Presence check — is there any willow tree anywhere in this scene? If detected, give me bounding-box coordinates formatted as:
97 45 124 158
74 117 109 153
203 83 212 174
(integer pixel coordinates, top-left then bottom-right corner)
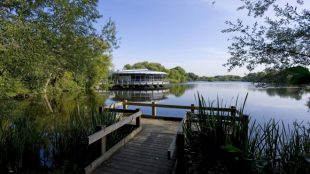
223 0 310 71
0 0 117 95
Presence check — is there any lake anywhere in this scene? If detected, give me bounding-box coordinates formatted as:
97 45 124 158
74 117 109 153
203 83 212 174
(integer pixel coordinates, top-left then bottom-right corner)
0 81 309 173
105 81 310 124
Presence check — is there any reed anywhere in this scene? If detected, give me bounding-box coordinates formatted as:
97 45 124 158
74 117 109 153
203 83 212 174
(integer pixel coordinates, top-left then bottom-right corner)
247 120 309 174
0 105 119 173
184 93 310 174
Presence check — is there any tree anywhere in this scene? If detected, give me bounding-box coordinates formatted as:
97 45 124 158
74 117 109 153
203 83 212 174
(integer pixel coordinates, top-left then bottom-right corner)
123 61 168 72
168 66 187 83
0 0 117 95
187 72 199 81
223 0 310 71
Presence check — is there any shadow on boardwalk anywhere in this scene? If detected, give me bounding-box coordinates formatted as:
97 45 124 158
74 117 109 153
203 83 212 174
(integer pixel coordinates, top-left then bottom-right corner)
93 118 180 174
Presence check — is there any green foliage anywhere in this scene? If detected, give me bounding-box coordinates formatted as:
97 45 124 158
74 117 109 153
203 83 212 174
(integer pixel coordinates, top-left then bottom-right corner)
168 66 187 83
0 0 116 97
285 66 310 84
243 66 310 85
187 72 199 81
124 61 168 72
198 75 242 81
0 92 118 173
223 0 310 71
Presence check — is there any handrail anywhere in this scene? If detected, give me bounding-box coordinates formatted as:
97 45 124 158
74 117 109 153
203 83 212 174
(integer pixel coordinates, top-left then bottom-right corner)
125 101 234 112
85 109 142 174
120 100 237 117
103 101 237 116
88 109 142 145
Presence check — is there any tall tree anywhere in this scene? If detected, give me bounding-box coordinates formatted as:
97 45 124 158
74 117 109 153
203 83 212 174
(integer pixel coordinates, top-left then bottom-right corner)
222 0 310 71
124 61 168 72
0 0 117 95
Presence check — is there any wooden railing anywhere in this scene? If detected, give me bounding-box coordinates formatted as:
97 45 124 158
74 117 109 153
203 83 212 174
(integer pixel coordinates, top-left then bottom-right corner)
106 100 238 118
84 109 143 174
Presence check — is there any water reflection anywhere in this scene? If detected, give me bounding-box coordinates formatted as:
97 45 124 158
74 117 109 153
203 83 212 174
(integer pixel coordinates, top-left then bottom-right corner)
0 91 109 173
167 84 195 97
105 82 310 122
110 89 169 102
249 87 310 100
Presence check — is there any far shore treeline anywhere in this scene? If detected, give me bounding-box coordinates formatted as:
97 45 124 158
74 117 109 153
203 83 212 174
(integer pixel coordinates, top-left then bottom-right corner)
123 61 310 85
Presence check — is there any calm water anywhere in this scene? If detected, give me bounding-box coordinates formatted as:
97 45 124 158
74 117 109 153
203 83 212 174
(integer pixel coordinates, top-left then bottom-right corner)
0 82 308 172
105 82 310 123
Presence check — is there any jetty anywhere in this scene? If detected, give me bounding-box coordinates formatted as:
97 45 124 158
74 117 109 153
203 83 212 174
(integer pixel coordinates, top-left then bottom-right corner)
84 101 247 174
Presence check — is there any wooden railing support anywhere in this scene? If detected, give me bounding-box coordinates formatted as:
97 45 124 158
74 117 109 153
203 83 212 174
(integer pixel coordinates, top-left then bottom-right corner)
176 130 185 174
230 106 236 116
173 113 187 174
123 100 128 110
152 101 157 117
190 104 195 113
96 125 107 154
135 109 141 127
99 106 103 114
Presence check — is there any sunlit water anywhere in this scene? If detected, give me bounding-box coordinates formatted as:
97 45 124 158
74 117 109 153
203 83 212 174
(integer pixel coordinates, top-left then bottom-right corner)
105 82 310 124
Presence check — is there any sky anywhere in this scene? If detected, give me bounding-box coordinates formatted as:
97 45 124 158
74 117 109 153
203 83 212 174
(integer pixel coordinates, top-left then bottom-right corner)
94 0 264 76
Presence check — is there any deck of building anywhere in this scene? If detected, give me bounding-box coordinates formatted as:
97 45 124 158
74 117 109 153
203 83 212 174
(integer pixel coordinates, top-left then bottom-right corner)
92 118 180 174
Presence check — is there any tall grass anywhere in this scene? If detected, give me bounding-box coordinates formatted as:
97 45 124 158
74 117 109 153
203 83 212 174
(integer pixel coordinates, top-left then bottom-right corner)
248 120 309 174
0 106 119 173
184 94 310 174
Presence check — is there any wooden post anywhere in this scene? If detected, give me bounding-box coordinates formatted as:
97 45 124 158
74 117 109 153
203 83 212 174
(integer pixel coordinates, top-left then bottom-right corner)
96 126 107 155
123 100 128 110
190 104 195 113
152 101 156 117
241 115 249 150
135 109 141 127
99 106 103 114
230 106 236 116
176 132 185 174
186 112 191 129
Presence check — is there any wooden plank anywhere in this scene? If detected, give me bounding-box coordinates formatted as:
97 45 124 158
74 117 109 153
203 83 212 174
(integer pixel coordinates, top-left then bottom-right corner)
85 125 142 174
92 118 180 174
112 155 172 172
88 110 142 145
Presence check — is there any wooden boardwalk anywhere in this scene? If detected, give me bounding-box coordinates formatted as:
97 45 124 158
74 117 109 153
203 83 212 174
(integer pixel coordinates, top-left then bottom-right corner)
92 118 180 174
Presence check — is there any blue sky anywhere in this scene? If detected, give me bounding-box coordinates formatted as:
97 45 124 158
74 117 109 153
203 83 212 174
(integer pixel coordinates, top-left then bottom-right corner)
95 0 251 76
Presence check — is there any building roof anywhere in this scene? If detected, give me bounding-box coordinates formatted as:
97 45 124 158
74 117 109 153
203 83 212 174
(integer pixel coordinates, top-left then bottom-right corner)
114 69 167 75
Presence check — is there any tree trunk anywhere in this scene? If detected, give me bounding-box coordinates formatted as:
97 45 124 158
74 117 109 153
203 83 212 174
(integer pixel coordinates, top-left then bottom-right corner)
43 93 53 113
43 73 52 94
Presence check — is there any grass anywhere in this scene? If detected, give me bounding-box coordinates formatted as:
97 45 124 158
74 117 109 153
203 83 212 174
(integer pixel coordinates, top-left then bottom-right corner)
184 93 310 174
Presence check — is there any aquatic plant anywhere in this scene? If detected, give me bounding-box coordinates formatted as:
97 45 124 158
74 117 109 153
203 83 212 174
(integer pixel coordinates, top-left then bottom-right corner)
184 94 310 174
0 104 120 173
